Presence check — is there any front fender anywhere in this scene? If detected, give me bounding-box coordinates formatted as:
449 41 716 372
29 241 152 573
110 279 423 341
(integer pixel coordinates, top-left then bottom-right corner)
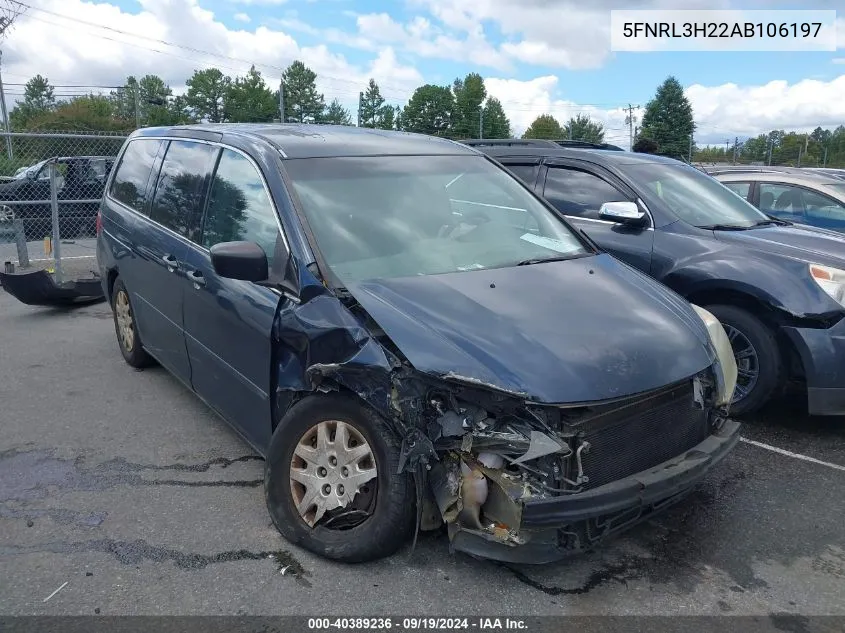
659 253 843 324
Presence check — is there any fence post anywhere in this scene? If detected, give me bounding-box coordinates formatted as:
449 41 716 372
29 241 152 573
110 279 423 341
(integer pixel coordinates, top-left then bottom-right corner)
12 218 29 268
49 161 63 284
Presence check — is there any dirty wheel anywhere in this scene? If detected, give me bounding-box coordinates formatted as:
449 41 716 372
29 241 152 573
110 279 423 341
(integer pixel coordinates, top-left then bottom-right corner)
265 394 414 562
705 304 781 416
111 277 153 368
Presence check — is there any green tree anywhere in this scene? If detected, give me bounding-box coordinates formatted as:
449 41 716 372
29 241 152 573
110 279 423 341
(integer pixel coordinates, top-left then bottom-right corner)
109 77 140 122
401 84 454 136
522 114 563 139
639 76 695 160
564 114 605 143
378 104 395 130
452 72 486 138
632 137 659 154
481 98 511 139
139 75 174 126
224 66 278 123
359 78 385 128
282 60 325 123
10 75 56 129
321 98 353 125
186 68 231 122
167 95 197 125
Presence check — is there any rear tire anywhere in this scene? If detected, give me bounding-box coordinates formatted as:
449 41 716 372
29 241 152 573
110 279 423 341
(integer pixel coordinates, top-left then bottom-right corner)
264 394 415 563
705 304 782 415
111 277 154 368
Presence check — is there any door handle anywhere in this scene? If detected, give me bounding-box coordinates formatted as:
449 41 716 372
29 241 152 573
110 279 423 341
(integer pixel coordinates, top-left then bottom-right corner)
188 270 206 288
161 254 178 269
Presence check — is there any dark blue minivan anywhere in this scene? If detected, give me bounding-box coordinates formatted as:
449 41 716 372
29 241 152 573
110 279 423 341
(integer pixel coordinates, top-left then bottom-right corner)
97 124 740 564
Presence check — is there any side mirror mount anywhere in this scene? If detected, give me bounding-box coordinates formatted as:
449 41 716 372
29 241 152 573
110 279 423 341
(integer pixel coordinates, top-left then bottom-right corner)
210 241 270 282
598 201 647 227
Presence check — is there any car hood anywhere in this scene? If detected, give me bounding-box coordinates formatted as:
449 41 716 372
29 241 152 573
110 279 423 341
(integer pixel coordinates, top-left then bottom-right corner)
713 223 845 268
345 253 715 404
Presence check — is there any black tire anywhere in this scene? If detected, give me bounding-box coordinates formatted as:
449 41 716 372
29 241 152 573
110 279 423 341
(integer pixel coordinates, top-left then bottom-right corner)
705 304 782 415
111 277 154 368
265 393 415 563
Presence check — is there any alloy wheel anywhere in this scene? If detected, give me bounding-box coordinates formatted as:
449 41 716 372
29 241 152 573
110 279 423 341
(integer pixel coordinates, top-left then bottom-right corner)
723 324 759 403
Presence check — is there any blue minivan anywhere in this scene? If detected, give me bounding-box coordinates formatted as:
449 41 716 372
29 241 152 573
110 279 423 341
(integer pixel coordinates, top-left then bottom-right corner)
97 124 739 564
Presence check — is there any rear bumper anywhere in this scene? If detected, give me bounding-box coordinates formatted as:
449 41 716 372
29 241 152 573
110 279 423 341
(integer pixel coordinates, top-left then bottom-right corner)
781 317 845 416
451 418 741 564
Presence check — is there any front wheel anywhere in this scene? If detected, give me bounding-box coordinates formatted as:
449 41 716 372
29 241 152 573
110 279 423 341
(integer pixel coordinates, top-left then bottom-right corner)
264 394 415 562
705 304 782 415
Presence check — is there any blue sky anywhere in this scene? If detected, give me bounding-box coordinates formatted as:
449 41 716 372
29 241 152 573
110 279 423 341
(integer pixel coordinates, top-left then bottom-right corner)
3 0 844 146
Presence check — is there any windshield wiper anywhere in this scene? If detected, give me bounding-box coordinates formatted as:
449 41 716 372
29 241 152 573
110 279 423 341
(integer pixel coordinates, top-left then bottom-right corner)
753 218 791 227
698 223 752 231
517 254 581 266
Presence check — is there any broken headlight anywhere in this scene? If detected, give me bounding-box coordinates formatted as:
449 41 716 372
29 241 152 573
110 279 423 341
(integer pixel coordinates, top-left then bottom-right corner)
691 304 738 408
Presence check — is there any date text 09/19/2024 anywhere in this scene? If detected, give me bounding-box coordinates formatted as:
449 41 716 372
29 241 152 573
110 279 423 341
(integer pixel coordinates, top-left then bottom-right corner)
307 618 528 630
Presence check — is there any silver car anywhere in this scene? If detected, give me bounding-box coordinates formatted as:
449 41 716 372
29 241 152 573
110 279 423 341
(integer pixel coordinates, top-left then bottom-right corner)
713 170 845 233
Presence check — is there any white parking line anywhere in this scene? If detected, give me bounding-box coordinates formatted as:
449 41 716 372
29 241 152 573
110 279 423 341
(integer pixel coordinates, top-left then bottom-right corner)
740 437 845 472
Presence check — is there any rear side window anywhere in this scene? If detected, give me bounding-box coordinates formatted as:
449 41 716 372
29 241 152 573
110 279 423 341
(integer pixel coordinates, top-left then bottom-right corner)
543 167 628 219
723 181 750 200
109 139 163 214
201 148 280 264
149 140 219 238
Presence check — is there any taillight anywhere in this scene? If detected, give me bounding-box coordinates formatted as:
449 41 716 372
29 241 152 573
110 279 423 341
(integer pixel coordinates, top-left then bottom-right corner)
95 209 103 236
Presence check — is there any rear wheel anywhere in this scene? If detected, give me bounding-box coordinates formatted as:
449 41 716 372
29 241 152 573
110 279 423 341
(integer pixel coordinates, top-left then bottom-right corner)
264 394 414 562
705 304 782 415
111 277 153 368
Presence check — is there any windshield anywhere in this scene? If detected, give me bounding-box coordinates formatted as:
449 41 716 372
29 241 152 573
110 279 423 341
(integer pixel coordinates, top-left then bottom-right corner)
284 155 591 284
626 162 771 229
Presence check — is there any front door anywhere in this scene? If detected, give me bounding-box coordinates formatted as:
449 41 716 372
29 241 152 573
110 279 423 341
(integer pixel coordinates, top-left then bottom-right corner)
539 163 655 273
182 147 285 450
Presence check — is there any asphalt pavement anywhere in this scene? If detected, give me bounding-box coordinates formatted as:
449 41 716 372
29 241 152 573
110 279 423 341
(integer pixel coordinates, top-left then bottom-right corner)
1 288 844 617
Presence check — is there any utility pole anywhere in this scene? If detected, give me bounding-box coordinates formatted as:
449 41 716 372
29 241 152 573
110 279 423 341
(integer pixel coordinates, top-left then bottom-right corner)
823 146 828 167
733 136 738 165
624 104 638 150
767 137 773 166
688 134 693 162
279 79 284 123
478 104 483 139
357 91 363 127
134 86 140 129
0 49 11 159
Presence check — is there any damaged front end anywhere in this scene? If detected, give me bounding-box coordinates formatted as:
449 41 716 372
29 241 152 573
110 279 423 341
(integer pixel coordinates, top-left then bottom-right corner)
268 279 739 564
388 369 738 564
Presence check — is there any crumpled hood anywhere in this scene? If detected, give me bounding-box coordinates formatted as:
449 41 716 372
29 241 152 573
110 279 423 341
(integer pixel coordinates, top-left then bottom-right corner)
713 224 845 269
346 253 715 404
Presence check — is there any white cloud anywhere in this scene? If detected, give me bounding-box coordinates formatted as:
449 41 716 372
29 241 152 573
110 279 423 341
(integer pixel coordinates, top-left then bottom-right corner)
686 75 845 141
486 73 845 148
834 58 845 65
229 0 288 5
2 0 422 109
233 12 251 22
415 0 732 70
483 75 638 146
348 12 513 72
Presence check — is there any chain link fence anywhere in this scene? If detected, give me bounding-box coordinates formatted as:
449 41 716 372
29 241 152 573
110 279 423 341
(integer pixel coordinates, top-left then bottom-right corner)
0 132 127 284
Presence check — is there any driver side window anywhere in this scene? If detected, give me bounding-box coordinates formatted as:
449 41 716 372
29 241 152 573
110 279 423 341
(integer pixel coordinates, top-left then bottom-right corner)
543 167 628 220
